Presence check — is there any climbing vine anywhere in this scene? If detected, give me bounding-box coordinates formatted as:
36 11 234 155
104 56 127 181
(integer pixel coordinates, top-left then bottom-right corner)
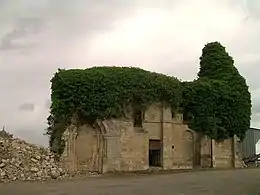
47 42 251 155
47 67 182 154
182 42 251 140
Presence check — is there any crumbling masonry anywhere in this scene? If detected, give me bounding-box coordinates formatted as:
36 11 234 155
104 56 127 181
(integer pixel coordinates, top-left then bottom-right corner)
61 103 242 173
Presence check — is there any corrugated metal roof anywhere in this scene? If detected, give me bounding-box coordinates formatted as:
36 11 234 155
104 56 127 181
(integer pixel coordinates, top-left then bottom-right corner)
249 127 260 131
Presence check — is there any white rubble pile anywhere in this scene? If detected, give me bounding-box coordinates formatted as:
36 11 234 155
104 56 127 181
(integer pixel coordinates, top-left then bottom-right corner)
0 131 69 183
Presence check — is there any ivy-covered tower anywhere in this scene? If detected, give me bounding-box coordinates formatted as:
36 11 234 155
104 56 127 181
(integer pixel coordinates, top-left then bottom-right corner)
183 42 251 140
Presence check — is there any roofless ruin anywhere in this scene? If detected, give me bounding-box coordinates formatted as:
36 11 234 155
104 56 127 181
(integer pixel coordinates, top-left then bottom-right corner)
46 42 251 173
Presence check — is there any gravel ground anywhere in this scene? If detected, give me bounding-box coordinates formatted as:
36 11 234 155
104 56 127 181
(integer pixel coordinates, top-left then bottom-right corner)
1 168 260 195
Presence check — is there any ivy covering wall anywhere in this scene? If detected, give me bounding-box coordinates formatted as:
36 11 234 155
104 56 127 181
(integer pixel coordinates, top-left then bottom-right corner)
47 42 251 155
46 67 182 154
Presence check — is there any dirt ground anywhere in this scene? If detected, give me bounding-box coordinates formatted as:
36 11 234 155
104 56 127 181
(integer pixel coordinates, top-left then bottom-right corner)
1 168 260 195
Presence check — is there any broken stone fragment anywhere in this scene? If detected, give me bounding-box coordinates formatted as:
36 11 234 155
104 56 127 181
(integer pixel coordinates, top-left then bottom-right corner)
25 146 31 150
0 163 5 168
31 158 38 163
37 171 43 177
0 171 6 177
58 168 65 175
50 170 60 179
35 155 41 160
30 167 39 172
3 159 10 164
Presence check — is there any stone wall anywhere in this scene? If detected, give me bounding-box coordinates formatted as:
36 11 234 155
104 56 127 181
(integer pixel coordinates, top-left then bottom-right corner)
143 103 197 170
164 122 196 169
234 136 243 168
213 139 233 168
62 119 149 173
213 136 243 168
61 103 242 173
103 120 148 172
60 124 77 172
75 125 103 172
200 135 212 168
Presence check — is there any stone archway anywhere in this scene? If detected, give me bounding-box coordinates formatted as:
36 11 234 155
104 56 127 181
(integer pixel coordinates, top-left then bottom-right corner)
182 130 194 167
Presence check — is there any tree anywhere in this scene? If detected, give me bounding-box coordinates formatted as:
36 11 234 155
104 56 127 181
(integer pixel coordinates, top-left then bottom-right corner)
183 42 251 140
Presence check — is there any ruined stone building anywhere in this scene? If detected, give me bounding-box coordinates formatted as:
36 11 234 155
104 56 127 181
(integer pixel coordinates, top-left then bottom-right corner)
61 103 243 173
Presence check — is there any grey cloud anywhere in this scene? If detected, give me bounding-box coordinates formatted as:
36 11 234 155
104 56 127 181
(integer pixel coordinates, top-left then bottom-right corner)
0 0 6 5
0 0 140 89
15 129 48 146
252 102 260 114
19 103 35 112
246 0 260 19
0 17 44 50
238 65 260 91
44 1 138 40
251 88 260 127
0 1 137 51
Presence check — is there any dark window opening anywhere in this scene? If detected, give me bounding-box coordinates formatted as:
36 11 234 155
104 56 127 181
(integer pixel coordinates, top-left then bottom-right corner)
149 140 161 167
133 107 143 127
183 110 193 122
171 112 175 119
149 150 161 167
183 111 189 121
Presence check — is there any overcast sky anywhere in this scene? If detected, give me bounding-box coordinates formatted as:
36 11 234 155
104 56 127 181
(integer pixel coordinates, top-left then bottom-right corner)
0 0 259 146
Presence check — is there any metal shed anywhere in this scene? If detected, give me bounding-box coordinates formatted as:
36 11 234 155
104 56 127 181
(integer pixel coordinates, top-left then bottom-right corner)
242 128 260 158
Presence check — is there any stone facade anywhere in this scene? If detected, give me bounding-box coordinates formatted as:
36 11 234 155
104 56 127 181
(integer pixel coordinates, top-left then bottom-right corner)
61 103 243 173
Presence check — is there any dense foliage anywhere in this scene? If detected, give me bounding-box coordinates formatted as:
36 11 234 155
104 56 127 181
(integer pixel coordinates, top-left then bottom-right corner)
182 42 251 140
47 42 251 154
47 67 182 154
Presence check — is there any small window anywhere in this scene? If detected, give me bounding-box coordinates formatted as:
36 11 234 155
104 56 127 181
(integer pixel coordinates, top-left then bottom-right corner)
183 111 189 121
183 110 192 122
171 112 175 119
133 107 143 127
